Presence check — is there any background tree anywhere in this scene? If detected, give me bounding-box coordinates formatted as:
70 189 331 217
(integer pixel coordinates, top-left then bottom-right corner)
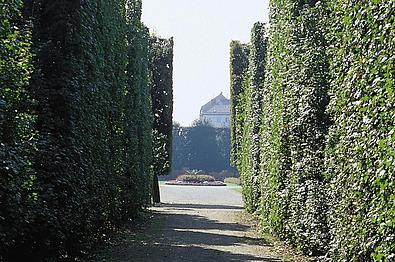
187 120 223 171
171 120 232 174
171 121 188 170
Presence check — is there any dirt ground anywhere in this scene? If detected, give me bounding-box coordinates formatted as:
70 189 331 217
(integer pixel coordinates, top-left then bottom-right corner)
84 185 314 262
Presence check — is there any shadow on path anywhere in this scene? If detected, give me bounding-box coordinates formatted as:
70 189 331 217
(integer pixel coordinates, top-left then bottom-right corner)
94 203 282 262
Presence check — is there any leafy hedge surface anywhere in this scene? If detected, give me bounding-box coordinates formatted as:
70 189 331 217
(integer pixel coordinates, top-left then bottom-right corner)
230 0 394 260
0 0 173 260
248 23 267 213
229 41 250 168
229 41 253 211
326 1 395 260
125 3 153 208
0 0 35 257
150 36 173 202
264 1 330 254
150 36 174 177
230 24 267 213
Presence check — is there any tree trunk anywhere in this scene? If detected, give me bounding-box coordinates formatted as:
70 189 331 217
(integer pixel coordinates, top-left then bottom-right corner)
152 174 160 203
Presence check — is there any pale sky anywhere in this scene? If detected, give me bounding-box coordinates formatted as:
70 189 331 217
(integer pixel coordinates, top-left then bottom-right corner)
142 0 269 126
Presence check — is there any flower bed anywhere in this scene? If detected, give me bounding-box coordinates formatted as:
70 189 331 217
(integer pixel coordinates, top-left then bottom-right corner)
165 180 226 186
165 171 226 186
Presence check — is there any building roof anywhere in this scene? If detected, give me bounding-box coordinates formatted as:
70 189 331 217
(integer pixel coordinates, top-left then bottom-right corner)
200 92 230 115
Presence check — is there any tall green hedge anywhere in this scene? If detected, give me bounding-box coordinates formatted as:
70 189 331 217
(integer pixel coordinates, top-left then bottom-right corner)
150 36 174 177
0 0 173 259
150 35 173 202
264 1 330 254
0 0 35 256
246 22 267 213
125 1 153 211
229 40 249 168
229 41 252 211
229 24 267 213
325 1 395 260
230 0 394 260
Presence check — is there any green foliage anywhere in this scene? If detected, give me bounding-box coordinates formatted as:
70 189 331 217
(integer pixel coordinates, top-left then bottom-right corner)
0 0 173 259
246 23 268 213
325 1 395 260
224 177 241 185
229 41 250 167
230 0 394 260
125 7 153 209
264 1 330 254
229 24 267 213
230 40 253 211
0 0 35 256
172 121 232 172
150 36 174 176
231 1 330 255
176 174 216 183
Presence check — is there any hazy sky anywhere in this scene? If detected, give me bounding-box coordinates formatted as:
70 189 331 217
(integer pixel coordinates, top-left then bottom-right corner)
142 0 269 126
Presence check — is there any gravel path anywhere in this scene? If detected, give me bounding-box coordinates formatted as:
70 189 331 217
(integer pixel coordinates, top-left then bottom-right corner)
160 184 244 206
87 185 312 262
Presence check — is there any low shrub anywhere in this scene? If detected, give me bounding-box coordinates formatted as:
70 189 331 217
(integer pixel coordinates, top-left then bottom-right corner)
224 177 241 185
176 174 216 183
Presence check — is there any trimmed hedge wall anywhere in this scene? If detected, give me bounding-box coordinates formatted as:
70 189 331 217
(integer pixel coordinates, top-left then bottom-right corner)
150 36 174 177
0 0 36 257
229 24 267 213
230 0 394 260
150 35 174 202
229 40 253 211
248 22 267 213
263 1 330 254
229 40 250 168
325 1 395 260
0 0 173 260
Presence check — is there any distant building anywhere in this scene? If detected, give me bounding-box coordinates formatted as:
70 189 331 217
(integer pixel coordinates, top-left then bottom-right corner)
199 92 230 128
